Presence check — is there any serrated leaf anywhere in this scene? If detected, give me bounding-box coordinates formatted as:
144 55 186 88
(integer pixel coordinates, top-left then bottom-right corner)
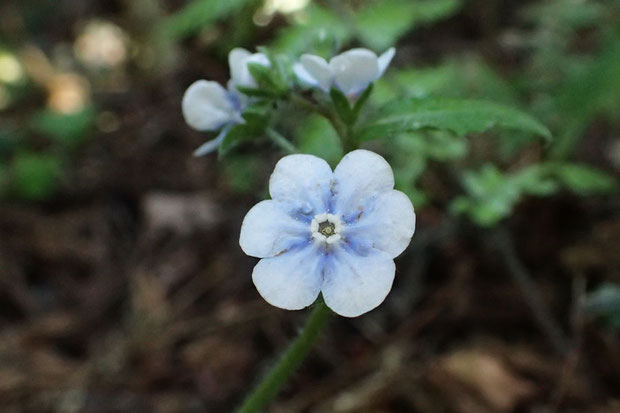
358 98 551 142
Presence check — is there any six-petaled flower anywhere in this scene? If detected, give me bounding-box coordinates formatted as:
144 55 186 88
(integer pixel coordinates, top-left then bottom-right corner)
239 150 415 317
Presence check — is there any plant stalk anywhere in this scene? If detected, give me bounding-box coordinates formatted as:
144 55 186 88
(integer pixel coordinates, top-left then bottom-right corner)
235 301 332 413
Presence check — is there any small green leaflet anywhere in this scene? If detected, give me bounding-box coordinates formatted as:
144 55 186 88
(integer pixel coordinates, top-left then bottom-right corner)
358 98 551 142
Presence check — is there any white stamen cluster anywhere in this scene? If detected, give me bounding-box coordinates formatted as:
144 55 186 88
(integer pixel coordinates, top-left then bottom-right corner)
310 213 342 244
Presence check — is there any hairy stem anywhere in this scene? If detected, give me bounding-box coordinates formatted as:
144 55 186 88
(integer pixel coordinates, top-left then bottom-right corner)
235 301 332 413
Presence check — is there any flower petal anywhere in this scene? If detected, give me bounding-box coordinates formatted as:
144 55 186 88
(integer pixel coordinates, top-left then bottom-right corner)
377 47 396 76
252 245 322 310
229 48 270 88
296 54 332 91
344 190 415 258
329 48 379 96
332 149 395 215
322 248 395 317
192 127 229 157
182 80 236 131
240 200 309 258
269 154 333 216
229 48 252 86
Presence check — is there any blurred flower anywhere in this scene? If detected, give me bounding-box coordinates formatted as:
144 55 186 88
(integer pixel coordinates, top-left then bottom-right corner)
19 46 90 114
239 150 415 317
294 48 396 97
47 73 90 114
254 0 310 25
0 52 24 84
182 80 245 156
228 48 270 89
183 48 270 156
74 20 127 69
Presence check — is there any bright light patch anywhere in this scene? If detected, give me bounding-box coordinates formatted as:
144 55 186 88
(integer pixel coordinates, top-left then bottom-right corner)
265 0 310 14
74 20 127 69
0 53 24 84
47 73 90 114
255 0 310 25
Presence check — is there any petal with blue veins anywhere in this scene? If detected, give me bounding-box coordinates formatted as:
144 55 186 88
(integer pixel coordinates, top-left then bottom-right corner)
240 200 310 258
344 190 415 258
269 154 334 215
322 247 395 317
252 244 323 310
332 149 394 215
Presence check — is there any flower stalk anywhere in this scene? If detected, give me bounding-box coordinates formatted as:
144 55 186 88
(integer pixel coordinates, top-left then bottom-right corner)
235 301 332 413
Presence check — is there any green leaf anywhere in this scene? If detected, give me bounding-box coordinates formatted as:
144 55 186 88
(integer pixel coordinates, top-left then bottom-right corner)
358 98 551 142
351 83 373 121
161 0 256 39
10 152 63 201
450 164 561 227
271 4 350 55
356 0 462 50
550 163 616 195
296 115 342 166
218 105 270 158
329 87 353 125
29 107 95 147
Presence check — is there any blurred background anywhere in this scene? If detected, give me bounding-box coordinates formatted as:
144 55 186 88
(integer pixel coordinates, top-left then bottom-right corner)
1 0 619 411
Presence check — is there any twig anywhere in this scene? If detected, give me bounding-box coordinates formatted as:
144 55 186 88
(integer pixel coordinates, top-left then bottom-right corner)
491 228 571 355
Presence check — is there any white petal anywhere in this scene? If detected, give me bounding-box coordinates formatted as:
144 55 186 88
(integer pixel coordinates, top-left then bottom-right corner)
332 150 395 215
329 48 379 96
344 190 415 258
269 154 334 215
322 248 395 317
229 48 252 86
192 127 229 157
296 54 333 91
294 63 318 88
229 48 270 88
252 246 322 310
240 200 309 258
377 47 396 76
182 80 236 131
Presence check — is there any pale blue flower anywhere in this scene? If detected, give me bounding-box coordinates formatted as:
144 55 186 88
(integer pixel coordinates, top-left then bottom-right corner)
294 48 395 97
182 48 270 156
239 150 415 317
182 80 245 156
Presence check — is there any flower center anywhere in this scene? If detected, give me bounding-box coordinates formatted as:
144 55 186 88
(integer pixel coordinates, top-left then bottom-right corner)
310 213 342 245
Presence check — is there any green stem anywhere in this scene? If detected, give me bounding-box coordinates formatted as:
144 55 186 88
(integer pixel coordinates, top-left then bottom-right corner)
235 301 332 413
290 93 353 151
266 128 297 154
